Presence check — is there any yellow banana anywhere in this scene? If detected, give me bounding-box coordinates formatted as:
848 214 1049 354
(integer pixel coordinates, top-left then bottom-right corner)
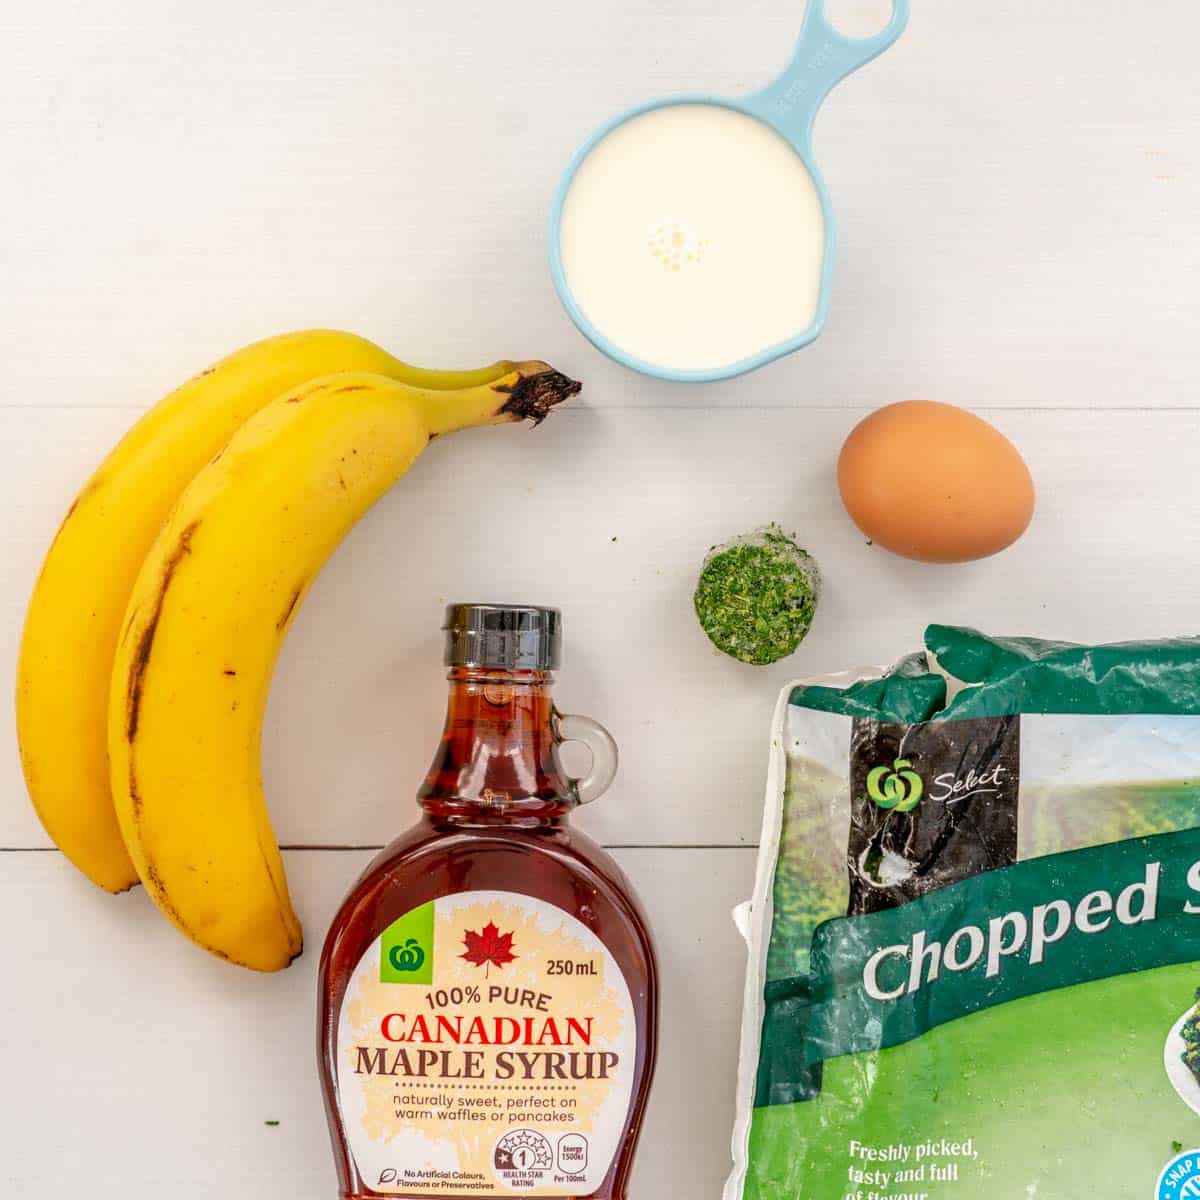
17 331 518 893
108 364 580 970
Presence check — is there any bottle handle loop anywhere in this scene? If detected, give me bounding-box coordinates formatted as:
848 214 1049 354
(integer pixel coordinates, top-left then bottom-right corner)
554 712 618 806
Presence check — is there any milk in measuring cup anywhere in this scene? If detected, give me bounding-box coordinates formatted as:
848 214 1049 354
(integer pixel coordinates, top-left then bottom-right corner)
558 104 825 373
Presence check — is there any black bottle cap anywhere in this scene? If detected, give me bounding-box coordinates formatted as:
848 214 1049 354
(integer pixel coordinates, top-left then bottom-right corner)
443 604 562 671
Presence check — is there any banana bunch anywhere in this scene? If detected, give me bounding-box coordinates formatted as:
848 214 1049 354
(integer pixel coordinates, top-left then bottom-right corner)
16 331 579 970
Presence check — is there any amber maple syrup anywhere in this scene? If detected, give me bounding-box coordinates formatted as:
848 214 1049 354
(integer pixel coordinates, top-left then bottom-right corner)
319 605 658 1199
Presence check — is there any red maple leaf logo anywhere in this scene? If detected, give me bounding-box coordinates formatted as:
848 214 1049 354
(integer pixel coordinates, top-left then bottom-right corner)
460 922 517 976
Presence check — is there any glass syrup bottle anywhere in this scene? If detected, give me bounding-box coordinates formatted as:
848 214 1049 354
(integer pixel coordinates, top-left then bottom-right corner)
318 604 658 1200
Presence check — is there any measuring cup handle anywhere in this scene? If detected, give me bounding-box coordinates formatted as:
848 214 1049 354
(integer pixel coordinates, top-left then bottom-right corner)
747 0 909 143
554 710 618 806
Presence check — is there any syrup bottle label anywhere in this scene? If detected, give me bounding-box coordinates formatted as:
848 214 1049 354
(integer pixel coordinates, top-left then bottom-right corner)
336 890 637 1196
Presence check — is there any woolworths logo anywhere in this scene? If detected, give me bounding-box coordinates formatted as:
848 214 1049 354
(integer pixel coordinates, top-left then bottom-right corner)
380 902 435 985
389 939 425 973
864 758 924 813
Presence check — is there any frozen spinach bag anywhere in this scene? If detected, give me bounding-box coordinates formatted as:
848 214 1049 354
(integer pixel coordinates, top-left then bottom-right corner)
727 626 1200 1200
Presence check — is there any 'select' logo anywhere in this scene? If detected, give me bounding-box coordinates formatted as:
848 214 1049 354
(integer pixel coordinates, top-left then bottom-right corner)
864 757 924 813
1157 1149 1200 1199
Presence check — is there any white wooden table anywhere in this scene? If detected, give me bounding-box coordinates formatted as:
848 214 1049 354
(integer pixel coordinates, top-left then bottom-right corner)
2 1 1199 1194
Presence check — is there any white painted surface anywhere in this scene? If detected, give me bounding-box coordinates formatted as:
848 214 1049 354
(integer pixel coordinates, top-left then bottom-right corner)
4 405 1200 853
1 1 1199 1197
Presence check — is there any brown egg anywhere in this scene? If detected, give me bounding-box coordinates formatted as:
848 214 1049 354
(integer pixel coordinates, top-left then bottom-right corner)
837 401 1035 563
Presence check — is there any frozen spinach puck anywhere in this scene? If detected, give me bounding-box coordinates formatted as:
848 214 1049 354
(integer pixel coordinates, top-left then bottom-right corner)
693 525 820 666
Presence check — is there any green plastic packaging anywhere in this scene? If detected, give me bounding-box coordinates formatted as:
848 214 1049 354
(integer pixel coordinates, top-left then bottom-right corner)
728 627 1200 1200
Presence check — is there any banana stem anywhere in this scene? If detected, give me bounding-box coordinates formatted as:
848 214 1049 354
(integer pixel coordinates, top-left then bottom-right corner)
397 359 517 391
419 362 582 436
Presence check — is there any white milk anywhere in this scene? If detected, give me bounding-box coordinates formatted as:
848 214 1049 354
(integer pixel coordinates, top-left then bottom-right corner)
558 104 826 374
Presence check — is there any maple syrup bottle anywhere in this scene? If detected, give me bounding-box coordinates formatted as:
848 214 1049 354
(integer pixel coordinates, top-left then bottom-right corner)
318 604 658 1200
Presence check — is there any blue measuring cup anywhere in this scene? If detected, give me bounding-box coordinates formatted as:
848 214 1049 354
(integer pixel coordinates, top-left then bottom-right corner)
549 0 909 383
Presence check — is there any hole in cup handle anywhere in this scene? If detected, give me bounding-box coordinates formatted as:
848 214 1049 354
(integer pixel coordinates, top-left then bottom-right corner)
818 0 906 44
555 712 619 806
